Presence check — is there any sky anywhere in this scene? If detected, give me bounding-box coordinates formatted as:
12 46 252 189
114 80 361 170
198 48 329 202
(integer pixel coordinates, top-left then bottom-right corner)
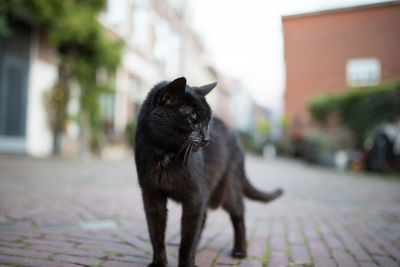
188 0 393 116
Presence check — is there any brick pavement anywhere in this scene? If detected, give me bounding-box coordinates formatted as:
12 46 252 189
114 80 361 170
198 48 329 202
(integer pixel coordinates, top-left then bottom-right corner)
0 155 399 267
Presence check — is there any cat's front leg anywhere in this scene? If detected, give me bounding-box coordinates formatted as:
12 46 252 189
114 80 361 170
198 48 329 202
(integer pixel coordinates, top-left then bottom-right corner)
179 198 207 267
142 191 168 267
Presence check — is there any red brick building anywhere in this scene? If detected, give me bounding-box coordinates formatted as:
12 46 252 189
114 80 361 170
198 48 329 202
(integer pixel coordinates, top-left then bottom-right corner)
283 1 400 130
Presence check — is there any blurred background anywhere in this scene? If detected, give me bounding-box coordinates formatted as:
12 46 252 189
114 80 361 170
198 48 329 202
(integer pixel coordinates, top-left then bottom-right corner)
0 0 399 174
1 2 400 266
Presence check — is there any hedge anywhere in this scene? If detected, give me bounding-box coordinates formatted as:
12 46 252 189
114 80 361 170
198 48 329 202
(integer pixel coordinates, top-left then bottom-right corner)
309 79 400 143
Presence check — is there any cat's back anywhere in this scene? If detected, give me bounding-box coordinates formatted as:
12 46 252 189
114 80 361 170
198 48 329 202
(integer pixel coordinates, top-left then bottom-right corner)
202 116 242 189
208 116 240 150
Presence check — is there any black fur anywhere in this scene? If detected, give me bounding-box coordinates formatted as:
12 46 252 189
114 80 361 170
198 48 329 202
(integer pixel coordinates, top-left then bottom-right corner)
134 77 282 267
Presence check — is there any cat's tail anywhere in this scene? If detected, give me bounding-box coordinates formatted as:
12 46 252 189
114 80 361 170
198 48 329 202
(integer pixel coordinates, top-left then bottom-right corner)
242 176 283 203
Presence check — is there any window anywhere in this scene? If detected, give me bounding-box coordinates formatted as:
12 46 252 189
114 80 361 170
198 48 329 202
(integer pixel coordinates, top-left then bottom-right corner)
107 0 126 25
165 32 181 77
153 18 170 61
128 74 144 102
131 7 149 46
167 0 184 10
153 18 181 77
346 58 381 87
99 93 115 121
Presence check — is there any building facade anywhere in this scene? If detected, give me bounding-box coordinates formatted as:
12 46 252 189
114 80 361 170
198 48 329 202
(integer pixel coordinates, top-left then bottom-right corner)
0 23 58 156
283 1 400 131
0 0 220 156
99 0 219 135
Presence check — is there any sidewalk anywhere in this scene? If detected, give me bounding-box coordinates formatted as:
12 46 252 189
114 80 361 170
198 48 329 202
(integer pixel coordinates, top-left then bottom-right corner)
0 155 399 267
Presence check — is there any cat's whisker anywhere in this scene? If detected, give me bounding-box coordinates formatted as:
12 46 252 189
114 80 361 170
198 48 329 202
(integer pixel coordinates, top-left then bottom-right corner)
187 143 193 167
187 143 194 168
183 144 189 166
183 142 192 167
176 140 192 164
175 141 190 164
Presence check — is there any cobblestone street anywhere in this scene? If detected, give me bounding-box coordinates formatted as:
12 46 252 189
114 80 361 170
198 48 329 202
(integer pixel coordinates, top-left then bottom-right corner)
0 155 399 267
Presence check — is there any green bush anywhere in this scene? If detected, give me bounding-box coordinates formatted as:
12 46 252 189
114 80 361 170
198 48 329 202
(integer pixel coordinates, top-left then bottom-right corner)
309 80 400 144
302 131 336 165
1 0 123 155
237 132 263 155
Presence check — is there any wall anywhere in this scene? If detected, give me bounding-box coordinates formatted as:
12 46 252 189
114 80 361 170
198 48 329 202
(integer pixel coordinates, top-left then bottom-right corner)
283 3 400 124
26 29 58 156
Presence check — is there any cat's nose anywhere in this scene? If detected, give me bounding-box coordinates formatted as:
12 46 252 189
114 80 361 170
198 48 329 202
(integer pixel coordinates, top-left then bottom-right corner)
200 128 210 145
201 136 210 145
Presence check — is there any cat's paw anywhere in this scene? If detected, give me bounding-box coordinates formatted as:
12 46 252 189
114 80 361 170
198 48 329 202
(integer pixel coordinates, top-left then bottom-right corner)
231 249 247 258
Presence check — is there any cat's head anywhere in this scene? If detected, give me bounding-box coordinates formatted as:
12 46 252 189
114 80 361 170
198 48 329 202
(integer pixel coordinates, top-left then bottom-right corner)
148 77 217 153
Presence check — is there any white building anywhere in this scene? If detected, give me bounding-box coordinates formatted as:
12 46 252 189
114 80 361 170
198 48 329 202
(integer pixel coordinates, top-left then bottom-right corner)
0 24 57 156
0 0 219 156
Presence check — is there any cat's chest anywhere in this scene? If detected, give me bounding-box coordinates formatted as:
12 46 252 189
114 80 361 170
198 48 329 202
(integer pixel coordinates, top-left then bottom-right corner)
154 168 190 201
149 157 204 201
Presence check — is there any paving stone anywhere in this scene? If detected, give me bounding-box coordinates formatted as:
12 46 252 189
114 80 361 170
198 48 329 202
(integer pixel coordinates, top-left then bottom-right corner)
0 246 52 259
357 261 378 267
270 222 285 237
314 257 336 267
114 232 153 252
349 245 372 262
247 237 267 258
66 232 120 243
23 238 76 248
239 258 263 266
267 251 288 266
335 230 371 261
1 156 400 267
349 228 386 255
0 230 42 239
214 248 239 265
167 255 178 267
78 242 138 255
28 244 106 258
373 255 398 267
288 230 304 245
0 234 21 242
195 249 219 267
384 246 400 262
324 234 345 250
290 245 311 265
309 240 331 259
270 236 286 251
108 255 151 264
166 244 179 257
332 250 358 267
0 254 79 267
205 233 229 251
53 254 102 265
303 226 319 240
103 260 144 267
0 241 25 248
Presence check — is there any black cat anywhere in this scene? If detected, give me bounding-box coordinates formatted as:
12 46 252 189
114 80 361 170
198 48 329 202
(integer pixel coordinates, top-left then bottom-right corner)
134 77 282 267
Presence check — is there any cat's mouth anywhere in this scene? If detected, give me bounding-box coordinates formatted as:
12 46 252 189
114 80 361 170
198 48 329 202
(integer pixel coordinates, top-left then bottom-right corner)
192 145 201 152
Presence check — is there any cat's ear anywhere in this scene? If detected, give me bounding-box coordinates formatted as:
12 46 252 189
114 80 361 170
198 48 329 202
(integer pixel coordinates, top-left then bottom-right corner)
194 82 217 96
161 77 186 105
